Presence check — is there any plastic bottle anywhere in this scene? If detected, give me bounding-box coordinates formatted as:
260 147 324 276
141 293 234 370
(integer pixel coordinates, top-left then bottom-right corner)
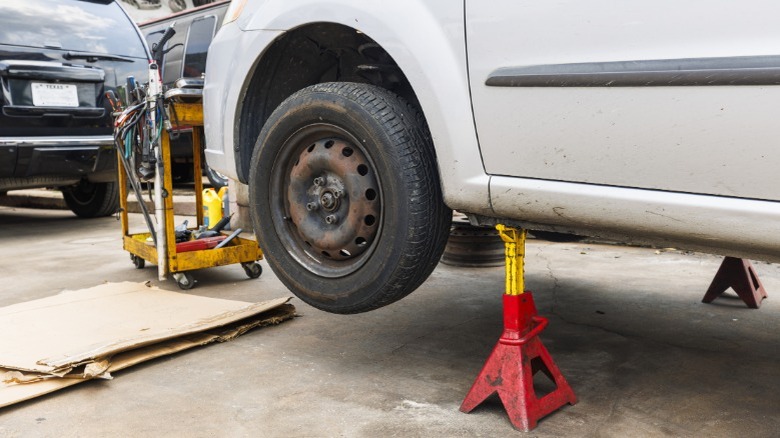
203 188 222 228
220 186 230 230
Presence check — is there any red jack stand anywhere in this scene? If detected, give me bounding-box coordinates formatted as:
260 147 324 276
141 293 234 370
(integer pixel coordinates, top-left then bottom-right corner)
702 257 767 309
460 226 576 431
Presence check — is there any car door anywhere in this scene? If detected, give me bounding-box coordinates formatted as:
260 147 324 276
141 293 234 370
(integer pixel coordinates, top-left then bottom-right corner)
466 0 780 202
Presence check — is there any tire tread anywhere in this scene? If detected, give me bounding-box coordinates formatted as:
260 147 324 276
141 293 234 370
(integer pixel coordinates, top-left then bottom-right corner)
252 82 451 313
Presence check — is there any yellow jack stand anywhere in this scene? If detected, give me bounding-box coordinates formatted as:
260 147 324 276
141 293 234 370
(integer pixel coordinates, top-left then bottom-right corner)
460 225 577 431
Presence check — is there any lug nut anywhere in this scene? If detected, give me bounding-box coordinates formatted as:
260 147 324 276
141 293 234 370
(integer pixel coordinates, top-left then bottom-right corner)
313 177 325 186
306 202 318 211
333 190 343 199
325 215 337 224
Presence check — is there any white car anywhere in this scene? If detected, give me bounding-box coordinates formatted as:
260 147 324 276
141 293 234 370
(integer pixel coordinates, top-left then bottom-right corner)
204 0 780 313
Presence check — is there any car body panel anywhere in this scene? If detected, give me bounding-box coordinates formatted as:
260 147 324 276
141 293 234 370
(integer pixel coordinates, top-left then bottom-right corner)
204 0 780 264
204 0 493 213
467 0 780 201
203 23 278 178
490 176 780 263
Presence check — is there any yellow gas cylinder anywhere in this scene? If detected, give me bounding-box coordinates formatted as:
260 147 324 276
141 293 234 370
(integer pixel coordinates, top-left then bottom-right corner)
203 188 223 228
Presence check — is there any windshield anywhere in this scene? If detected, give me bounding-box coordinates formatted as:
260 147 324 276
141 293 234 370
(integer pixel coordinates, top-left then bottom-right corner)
0 0 147 58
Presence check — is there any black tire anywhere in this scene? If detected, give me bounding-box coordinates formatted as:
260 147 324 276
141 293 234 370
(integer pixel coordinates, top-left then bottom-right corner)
61 180 119 218
248 82 451 314
242 262 263 279
131 255 146 269
168 0 186 13
175 272 196 290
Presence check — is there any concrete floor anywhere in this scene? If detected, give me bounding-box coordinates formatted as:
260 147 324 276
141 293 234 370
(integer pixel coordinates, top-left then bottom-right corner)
0 205 778 437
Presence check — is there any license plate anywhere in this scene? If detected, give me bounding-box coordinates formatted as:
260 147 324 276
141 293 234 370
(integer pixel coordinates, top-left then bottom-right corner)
31 82 79 107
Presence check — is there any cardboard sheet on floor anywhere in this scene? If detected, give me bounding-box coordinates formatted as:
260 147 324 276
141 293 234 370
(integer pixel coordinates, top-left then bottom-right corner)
0 282 294 408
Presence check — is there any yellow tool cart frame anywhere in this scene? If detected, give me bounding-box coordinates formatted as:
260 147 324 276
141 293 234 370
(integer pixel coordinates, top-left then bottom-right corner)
117 102 263 289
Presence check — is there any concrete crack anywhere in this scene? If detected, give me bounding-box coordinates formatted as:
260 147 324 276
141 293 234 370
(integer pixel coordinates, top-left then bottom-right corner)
536 245 561 318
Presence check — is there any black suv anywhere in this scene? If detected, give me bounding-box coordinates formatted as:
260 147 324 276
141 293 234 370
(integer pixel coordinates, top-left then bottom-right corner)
0 0 149 217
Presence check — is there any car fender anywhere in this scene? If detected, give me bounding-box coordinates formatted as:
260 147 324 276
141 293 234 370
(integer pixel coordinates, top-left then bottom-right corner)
224 0 491 213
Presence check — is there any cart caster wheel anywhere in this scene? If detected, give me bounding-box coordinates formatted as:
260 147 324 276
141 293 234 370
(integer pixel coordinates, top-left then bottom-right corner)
242 262 262 279
173 272 196 290
130 255 145 269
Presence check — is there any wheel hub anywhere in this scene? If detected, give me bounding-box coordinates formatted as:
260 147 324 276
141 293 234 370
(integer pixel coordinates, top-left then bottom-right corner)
319 190 339 211
286 138 380 263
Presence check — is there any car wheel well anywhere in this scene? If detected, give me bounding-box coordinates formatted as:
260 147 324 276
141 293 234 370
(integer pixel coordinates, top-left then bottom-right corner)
237 22 422 183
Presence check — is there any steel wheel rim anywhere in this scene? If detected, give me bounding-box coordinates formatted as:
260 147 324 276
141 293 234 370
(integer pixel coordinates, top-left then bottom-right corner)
269 124 383 278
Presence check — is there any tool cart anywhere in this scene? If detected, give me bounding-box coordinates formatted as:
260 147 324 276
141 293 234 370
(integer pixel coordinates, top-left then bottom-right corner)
112 25 262 289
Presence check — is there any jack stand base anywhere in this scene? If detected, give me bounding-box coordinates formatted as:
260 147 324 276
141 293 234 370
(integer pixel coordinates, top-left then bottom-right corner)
702 257 767 309
460 293 577 431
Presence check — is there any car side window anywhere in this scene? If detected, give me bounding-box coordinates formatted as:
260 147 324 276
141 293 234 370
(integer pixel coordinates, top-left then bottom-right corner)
182 16 216 79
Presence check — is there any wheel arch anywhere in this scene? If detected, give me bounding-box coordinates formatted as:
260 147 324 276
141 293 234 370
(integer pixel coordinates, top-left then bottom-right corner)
235 22 423 183
230 4 491 213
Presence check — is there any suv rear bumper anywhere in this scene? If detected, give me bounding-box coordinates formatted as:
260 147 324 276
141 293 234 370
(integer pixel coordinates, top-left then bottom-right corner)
0 135 116 182
0 135 113 147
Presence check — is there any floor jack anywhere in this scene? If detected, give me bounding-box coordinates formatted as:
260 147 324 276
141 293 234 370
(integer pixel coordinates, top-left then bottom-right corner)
460 225 577 431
